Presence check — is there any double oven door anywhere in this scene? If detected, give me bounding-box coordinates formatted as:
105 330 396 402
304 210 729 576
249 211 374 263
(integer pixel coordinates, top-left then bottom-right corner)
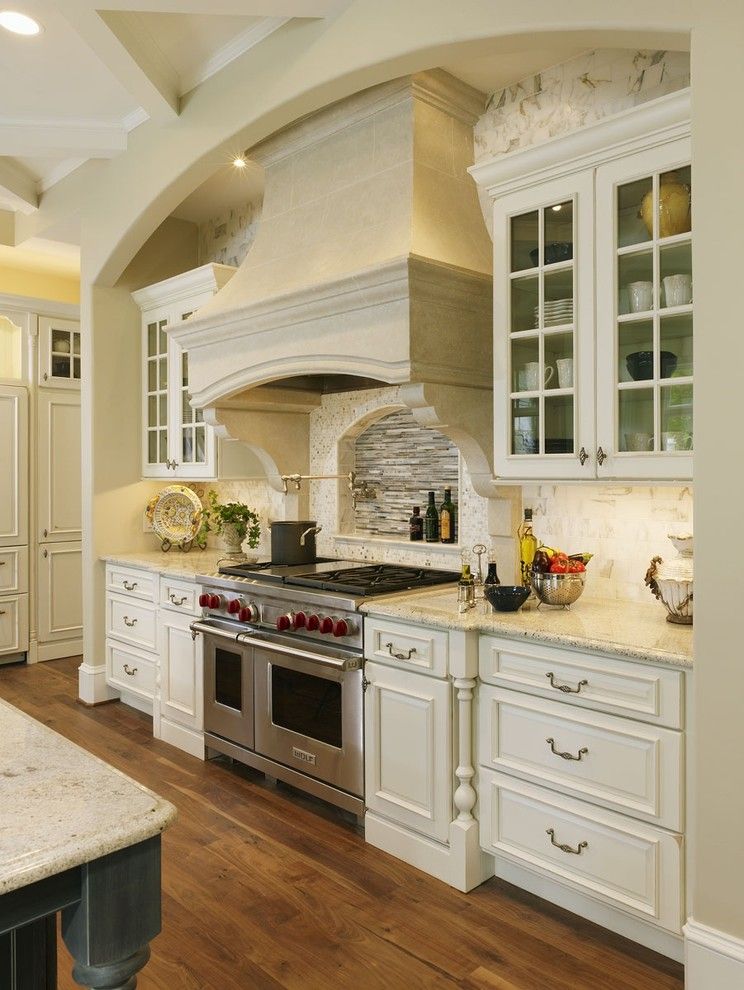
201 624 363 800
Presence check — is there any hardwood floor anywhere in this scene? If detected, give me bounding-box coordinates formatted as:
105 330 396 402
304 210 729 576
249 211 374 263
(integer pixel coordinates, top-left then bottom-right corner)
0 657 684 990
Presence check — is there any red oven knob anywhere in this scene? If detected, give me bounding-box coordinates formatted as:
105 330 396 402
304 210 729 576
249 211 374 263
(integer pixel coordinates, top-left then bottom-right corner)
276 614 292 632
198 593 210 607
306 614 320 631
239 604 256 623
227 599 241 614
208 594 222 610
332 618 349 638
319 616 333 635
293 611 307 629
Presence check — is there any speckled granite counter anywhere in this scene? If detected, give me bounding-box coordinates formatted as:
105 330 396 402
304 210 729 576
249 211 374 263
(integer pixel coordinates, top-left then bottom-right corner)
362 589 693 668
101 549 231 581
0 697 176 896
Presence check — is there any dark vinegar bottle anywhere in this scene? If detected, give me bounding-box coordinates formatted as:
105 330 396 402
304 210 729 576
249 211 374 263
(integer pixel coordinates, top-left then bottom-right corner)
484 549 500 588
424 491 439 542
409 506 424 541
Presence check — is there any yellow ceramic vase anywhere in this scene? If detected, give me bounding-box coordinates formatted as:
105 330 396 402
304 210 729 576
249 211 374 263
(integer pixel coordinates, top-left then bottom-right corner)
639 172 691 238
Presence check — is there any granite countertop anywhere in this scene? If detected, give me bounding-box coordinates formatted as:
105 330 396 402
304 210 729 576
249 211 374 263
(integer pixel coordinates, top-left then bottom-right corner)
362 589 693 668
0 698 176 896
102 549 230 581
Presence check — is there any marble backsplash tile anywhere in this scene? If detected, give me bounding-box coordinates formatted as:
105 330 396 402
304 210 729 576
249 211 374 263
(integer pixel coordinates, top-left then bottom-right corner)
522 483 693 604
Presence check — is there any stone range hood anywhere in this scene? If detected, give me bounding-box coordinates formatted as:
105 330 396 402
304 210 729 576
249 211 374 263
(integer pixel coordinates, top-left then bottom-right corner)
168 70 498 499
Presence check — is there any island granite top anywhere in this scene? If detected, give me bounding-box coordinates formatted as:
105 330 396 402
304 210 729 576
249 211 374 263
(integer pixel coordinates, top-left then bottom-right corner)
361 589 692 668
0 698 176 896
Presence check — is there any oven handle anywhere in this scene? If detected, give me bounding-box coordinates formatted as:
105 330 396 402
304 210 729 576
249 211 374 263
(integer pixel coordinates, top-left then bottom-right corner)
190 620 244 644
237 631 361 672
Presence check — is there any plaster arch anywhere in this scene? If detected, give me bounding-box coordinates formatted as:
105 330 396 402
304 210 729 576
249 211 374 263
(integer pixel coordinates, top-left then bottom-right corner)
81 1 692 288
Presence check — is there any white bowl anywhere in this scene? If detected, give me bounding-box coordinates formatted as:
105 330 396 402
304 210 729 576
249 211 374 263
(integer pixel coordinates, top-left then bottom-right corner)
668 533 693 556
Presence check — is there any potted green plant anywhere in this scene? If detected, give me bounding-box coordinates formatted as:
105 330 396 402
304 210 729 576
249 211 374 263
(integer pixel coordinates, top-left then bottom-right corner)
198 490 261 557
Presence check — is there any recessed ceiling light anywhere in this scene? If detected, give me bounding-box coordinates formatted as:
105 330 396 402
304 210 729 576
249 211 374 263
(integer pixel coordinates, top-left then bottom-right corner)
232 157 247 169
0 10 42 34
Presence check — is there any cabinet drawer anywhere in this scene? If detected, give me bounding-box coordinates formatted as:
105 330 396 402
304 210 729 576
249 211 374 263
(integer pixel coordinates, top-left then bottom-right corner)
106 640 157 699
479 636 684 729
106 564 157 602
0 593 28 655
160 576 199 616
106 594 157 652
479 770 683 933
364 617 449 677
0 546 27 595
479 687 683 829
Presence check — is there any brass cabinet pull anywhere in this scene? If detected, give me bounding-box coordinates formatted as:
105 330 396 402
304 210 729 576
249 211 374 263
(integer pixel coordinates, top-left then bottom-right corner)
123 580 138 591
546 672 588 694
123 616 138 627
0 561 5 565
169 593 189 606
123 663 138 676
42 549 48 558
578 447 589 466
596 446 607 466
546 737 588 761
385 641 417 661
42 529 48 538
0 610 5 616
546 828 588 855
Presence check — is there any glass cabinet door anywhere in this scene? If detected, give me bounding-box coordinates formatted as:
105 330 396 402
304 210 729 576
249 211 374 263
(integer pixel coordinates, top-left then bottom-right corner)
494 173 595 478
596 138 692 479
39 317 81 389
143 314 171 476
176 309 210 474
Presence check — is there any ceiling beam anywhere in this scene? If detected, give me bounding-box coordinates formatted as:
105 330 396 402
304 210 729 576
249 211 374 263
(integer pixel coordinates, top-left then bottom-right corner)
54 2 180 123
75 0 337 13
0 160 38 215
0 211 15 245
0 121 126 159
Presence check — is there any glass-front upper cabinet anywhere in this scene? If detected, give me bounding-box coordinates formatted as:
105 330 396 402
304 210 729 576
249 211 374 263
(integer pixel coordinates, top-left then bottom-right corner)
133 265 236 480
596 137 693 479
39 317 81 389
493 173 595 479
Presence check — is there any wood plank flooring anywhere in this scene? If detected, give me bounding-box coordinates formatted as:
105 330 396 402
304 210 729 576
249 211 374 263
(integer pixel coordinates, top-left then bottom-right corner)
0 657 684 990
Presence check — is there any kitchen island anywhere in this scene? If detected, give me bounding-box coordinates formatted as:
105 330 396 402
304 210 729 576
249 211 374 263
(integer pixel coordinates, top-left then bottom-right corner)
0 697 176 989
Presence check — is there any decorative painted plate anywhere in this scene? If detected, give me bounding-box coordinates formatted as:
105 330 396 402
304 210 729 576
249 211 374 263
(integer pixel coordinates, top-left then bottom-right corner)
146 485 202 551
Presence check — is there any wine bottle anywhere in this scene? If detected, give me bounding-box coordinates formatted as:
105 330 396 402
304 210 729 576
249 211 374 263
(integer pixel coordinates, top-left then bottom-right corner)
409 506 423 541
439 488 457 544
517 508 538 587
424 491 439 542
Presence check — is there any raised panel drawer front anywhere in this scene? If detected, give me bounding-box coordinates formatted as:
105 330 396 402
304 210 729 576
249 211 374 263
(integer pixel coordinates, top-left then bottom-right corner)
479 770 682 933
106 594 157 652
479 686 683 830
0 547 27 595
106 564 157 603
0 594 28 655
364 617 449 677
159 576 199 616
364 661 452 842
479 636 684 729
106 640 157 699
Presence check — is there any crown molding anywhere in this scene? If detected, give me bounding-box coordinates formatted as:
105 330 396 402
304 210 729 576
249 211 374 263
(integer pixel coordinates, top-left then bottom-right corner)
130 263 236 311
179 17 290 96
470 89 691 198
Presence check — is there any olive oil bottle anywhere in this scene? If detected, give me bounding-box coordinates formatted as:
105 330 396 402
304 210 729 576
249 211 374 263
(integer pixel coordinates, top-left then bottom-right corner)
517 508 538 587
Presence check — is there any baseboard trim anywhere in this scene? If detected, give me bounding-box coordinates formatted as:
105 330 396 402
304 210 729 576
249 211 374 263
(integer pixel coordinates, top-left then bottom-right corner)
37 638 83 662
78 662 120 705
159 718 205 760
493 857 684 963
685 918 744 988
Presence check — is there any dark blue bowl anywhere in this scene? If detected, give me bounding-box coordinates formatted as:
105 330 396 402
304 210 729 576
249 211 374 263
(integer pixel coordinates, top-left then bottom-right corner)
484 585 531 612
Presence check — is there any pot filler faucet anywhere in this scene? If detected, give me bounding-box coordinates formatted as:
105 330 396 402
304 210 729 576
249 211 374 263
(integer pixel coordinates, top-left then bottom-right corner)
300 525 323 546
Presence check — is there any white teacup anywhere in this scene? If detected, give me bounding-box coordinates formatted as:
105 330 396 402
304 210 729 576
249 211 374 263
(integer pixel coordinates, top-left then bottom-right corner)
663 274 692 307
625 432 653 452
557 357 574 388
524 362 554 390
628 281 654 312
662 431 693 452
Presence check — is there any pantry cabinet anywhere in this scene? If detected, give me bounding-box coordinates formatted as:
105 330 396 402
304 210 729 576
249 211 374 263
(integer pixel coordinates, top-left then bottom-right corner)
132 264 235 480
37 541 82 645
472 90 692 481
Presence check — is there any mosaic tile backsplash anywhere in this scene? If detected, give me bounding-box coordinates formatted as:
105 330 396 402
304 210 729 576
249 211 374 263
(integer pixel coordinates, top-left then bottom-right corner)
353 410 459 538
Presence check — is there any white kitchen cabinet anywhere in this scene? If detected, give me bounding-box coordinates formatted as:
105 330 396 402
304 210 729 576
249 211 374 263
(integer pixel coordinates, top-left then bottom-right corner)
0 385 28 548
38 317 81 389
364 660 452 842
472 90 691 481
37 541 82 647
132 264 235 480
37 390 81 542
158 607 204 758
0 593 29 657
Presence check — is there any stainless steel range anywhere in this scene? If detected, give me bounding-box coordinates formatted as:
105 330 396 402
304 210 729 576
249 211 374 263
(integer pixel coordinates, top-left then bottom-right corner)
192 560 458 818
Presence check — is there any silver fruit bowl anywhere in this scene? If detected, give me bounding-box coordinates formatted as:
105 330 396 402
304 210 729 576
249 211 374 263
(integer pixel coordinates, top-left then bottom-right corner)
531 571 586 609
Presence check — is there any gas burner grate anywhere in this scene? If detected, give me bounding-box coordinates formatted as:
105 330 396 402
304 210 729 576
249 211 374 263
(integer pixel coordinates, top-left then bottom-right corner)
288 564 459 596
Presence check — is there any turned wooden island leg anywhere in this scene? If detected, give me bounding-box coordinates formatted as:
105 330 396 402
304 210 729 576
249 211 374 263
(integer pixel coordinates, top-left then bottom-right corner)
62 836 162 990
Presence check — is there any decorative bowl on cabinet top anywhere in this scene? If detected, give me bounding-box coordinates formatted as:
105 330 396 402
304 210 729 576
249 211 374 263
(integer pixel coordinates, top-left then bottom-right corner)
644 533 693 624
